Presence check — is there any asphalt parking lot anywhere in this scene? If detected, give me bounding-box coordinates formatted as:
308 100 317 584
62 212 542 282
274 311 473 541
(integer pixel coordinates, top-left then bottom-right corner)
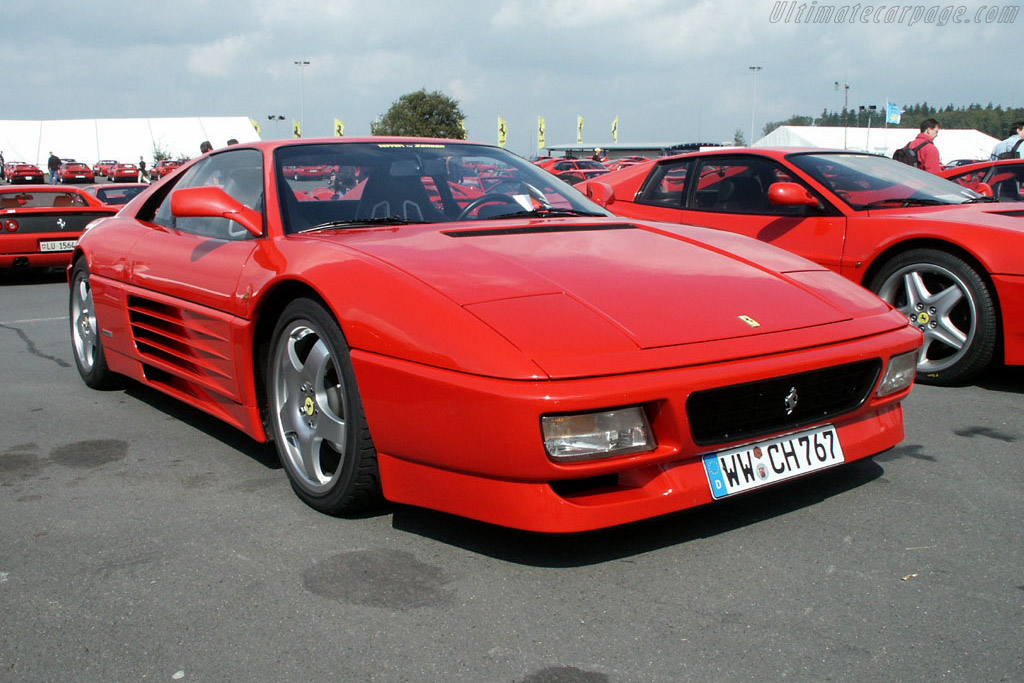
1 270 1021 683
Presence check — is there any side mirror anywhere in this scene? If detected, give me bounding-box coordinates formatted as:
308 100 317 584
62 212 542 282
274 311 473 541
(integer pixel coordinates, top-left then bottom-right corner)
171 186 263 237
768 182 819 207
584 181 616 206
974 182 994 198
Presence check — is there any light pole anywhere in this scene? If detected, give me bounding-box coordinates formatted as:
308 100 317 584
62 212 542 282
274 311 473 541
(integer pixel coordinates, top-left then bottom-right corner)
267 114 285 139
748 66 762 146
294 60 310 134
859 105 877 151
835 79 850 147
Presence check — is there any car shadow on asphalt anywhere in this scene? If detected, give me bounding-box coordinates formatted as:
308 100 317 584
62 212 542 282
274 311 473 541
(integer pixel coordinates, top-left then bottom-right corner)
975 364 1024 394
124 383 281 470
391 454 891 566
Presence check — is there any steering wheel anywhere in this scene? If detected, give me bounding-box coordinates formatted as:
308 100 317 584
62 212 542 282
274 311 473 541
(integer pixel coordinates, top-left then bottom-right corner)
457 193 520 221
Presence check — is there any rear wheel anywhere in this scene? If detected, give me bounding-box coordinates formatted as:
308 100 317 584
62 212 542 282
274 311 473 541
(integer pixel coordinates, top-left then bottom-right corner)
870 248 997 385
69 259 120 389
266 299 382 514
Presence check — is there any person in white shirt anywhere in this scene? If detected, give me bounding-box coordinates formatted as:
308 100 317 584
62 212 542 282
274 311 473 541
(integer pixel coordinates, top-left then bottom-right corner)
991 122 1024 160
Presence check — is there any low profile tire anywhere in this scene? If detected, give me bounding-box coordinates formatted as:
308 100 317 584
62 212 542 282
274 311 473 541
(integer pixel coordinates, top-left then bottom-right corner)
266 299 382 514
69 259 120 389
870 248 997 386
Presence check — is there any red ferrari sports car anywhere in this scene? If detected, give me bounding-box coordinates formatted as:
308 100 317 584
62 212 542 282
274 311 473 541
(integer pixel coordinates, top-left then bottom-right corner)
939 158 1023 202
580 148 1024 386
68 138 919 532
150 159 186 181
107 163 140 183
538 158 610 185
1 185 115 269
93 160 118 177
57 162 96 184
6 162 46 184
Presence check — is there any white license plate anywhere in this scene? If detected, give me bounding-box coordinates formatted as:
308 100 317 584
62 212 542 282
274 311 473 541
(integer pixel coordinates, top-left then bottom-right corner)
703 424 845 499
39 239 77 252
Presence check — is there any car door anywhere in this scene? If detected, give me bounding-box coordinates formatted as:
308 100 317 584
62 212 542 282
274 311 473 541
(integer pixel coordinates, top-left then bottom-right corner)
130 148 264 317
673 155 848 272
125 148 266 405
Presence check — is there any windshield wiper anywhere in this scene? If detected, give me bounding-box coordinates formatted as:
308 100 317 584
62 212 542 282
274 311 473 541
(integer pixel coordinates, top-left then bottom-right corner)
484 207 608 220
962 195 998 203
862 197 948 209
298 216 430 233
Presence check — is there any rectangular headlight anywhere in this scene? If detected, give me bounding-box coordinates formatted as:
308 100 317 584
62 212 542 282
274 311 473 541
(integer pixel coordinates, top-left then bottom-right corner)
876 350 918 397
542 407 655 462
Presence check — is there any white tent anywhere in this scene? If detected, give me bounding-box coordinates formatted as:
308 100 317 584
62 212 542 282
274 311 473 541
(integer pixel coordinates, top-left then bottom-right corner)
753 126 999 165
0 116 260 168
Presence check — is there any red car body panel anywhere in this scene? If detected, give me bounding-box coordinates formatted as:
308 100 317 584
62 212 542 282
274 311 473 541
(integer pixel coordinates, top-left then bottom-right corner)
70 139 920 532
1 185 115 268
581 148 1024 370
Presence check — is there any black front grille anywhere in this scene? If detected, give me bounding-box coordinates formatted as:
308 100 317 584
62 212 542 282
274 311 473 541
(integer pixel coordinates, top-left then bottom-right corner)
686 359 882 446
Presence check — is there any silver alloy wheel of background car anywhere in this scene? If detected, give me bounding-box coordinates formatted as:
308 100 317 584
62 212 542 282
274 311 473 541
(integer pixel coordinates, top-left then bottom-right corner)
872 248 996 384
269 320 350 495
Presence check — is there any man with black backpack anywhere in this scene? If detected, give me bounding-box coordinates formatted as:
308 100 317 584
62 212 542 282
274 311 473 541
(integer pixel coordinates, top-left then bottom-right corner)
991 121 1024 160
893 119 942 174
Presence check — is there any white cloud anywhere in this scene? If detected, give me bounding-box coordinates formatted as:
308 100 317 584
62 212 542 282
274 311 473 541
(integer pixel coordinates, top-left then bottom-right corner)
186 36 250 78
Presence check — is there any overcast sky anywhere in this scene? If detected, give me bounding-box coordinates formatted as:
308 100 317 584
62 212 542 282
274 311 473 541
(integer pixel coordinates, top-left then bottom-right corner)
5 0 1021 156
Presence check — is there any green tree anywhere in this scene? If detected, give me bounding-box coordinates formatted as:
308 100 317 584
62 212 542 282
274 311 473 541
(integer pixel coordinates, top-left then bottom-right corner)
371 89 466 139
733 128 746 146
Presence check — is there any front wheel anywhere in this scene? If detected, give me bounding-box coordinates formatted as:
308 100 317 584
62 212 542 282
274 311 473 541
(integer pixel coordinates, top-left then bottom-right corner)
266 299 382 514
870 248 997 385
69 259 120 389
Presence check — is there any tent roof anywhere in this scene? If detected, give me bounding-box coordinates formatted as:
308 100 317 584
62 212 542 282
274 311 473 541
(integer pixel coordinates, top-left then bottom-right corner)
0 117 260 168
753 126 999 164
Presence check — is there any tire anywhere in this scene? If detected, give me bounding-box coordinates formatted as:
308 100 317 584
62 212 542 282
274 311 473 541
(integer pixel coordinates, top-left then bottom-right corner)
69 259 120 389
266 299 382 514
870 248 997 385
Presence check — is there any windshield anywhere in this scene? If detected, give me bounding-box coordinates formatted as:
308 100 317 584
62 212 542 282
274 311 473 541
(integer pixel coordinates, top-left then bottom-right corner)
788 152 982 210
274 141 610 233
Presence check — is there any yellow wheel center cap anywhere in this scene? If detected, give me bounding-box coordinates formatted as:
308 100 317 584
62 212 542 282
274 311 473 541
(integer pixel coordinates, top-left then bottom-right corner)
917 311 931 325
303 396 315 416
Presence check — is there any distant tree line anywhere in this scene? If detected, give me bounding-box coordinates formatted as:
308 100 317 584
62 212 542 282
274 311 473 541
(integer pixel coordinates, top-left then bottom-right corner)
763 103 1024 139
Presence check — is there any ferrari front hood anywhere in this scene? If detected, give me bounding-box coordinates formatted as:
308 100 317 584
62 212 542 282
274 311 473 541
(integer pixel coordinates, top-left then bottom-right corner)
339 221 865 355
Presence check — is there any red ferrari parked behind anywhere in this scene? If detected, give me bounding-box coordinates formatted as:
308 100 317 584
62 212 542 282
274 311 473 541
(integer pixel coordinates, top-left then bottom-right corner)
107 162 139 183
5 162 46 184
939 158 1024 202
68 138 920 532
57 162 96 184
579 148 1024 385
1 185 115 269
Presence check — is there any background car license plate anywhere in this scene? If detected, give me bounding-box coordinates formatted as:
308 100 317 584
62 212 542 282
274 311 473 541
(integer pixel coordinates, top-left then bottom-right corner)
703 424 845 499
39 240 77 252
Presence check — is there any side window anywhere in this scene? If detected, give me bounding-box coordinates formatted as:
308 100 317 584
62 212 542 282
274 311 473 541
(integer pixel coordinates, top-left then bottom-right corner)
637 160 692 208
690 157 812 216
151 149 264 239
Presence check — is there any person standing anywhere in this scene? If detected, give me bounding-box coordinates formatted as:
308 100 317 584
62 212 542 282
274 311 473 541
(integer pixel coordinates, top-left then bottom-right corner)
0 150 5 182
47 152 61 184
138 156 147 182
991 121 1024 160
910 119 942 174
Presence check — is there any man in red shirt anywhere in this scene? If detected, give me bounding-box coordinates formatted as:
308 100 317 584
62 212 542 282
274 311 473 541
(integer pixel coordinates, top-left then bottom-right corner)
910 118 942 174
